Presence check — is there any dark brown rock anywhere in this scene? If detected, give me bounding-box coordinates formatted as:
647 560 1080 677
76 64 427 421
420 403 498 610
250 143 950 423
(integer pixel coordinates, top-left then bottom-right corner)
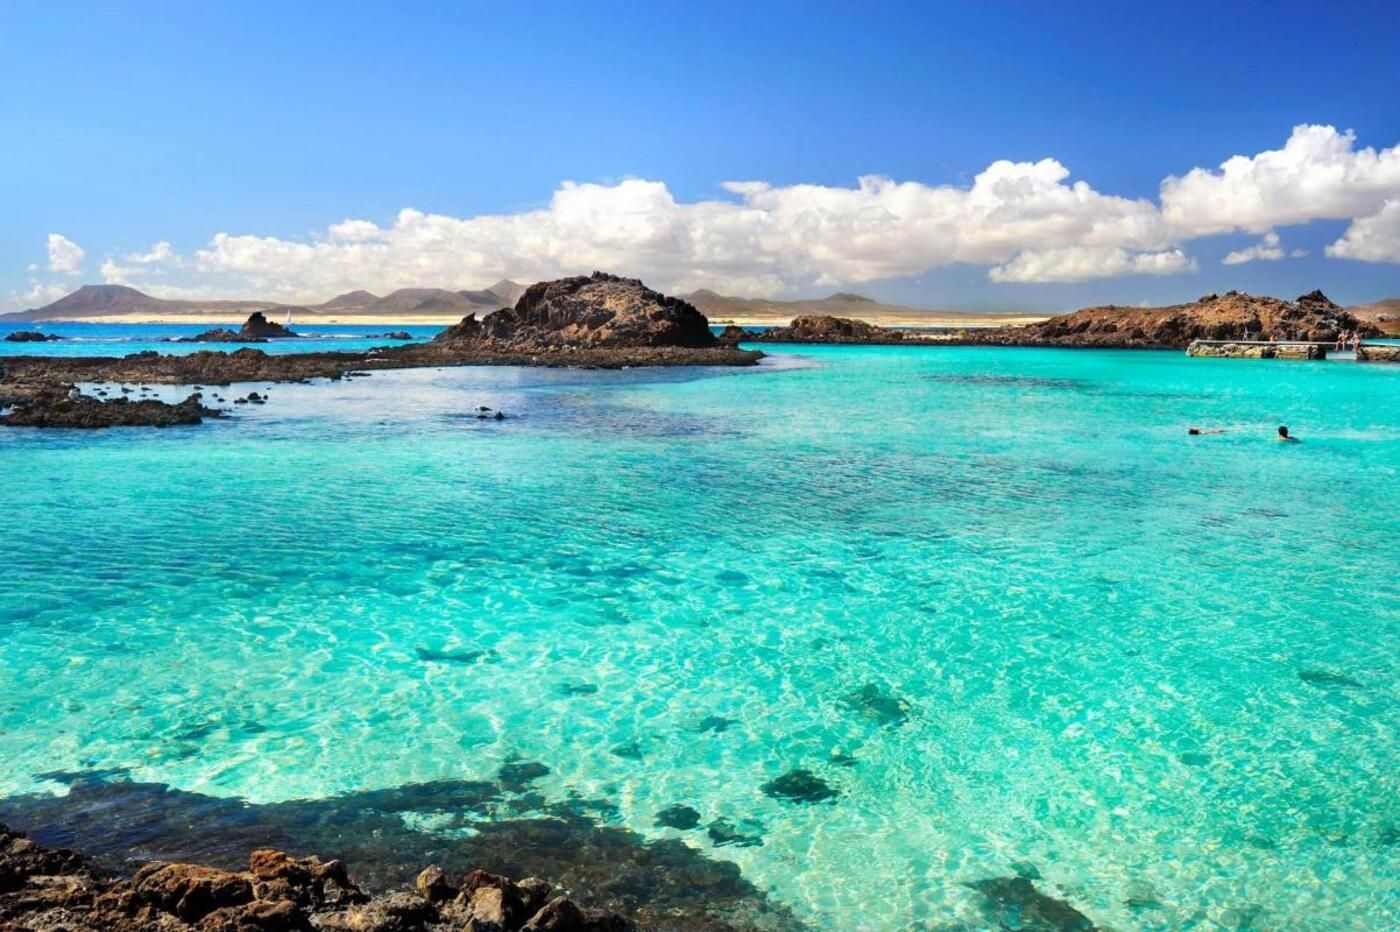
0 389 222 429
3 331 63 342
0 826 629 932
965 289 1376 349
128 862 255 921
435 272 716 349
750 315 905 344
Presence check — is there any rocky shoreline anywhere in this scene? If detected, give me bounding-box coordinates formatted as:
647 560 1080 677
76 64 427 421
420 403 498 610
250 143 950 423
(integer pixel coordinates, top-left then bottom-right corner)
0 823 630 931
0 273 763 429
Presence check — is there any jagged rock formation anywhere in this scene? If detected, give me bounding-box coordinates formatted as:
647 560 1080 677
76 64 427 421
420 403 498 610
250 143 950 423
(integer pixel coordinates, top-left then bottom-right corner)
979 290 1373 348
435 273 716 349
184 312 299 343
3 331 62 343
748 315 905 344
0 824 629 931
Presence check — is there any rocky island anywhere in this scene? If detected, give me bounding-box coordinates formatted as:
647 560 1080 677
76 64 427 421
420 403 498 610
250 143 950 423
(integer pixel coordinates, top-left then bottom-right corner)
0 273 762 428
177 310 301 343
962 289 1375 349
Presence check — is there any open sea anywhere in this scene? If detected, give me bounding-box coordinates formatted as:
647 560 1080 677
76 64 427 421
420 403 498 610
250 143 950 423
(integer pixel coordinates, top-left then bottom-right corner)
1 322 1397 929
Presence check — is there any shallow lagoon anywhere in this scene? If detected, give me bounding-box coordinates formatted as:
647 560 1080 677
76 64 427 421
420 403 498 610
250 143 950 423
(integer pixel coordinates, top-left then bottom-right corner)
1 339 1397 928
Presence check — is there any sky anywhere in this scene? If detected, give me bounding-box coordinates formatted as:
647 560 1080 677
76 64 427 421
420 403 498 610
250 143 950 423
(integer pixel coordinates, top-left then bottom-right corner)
2 0 1399 312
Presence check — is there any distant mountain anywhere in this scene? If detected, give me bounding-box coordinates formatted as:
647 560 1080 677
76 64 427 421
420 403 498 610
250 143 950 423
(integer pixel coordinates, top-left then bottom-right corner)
488 279 527 307
316 290 380 310
3 282 534 322
682 289 968 325
1348 298 1400 335
2 284 274 321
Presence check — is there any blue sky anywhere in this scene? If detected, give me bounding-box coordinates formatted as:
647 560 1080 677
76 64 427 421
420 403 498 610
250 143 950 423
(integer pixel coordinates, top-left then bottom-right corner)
3 0 1399 311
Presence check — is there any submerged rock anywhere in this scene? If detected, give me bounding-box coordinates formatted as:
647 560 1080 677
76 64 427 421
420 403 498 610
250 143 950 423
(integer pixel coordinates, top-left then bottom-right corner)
414 646 492 666
840 683 914 727
705 818 764 848
653 805 702 831
761 769 839 804
1298 670 1364 688
498 761 551 793
963 875 1097 931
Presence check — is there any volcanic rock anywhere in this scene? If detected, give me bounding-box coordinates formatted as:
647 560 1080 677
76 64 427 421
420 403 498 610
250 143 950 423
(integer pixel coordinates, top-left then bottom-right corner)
0 824 630 932
4 331 63 342
979 290 1374 349
750 315 905 344
0 389 222 429
434 272 716 349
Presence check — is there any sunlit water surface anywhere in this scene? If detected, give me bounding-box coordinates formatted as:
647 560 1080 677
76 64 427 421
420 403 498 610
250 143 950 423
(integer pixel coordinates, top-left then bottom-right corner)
2 339 1397 929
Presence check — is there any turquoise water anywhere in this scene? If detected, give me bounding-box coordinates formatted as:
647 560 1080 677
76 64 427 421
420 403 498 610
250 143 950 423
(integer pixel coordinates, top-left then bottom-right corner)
0 320 434 356
2 339 1398 928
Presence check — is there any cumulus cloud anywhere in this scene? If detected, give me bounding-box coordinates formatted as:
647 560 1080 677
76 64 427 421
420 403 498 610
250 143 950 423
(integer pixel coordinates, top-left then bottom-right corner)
990 247 1195 282
191 163 1180 297
1219 231 1306 265
125 241 177 265
14 123 1400 305
1326 199 1400 263
1162 124 1400 236
46 234 85 274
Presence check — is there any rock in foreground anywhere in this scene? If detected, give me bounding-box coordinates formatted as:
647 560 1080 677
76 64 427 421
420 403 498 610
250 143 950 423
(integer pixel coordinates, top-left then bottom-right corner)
0 824 629 932
435 272 717 349
0 388 221 429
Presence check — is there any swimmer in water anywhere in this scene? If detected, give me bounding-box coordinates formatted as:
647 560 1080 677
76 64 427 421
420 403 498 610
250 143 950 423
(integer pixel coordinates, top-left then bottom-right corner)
1277 425 1299 442
1188 427 1229 435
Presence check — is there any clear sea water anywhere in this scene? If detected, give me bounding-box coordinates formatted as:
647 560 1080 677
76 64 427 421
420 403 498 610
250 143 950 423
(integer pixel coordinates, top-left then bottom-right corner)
0 320 435 356
2 325 1398 929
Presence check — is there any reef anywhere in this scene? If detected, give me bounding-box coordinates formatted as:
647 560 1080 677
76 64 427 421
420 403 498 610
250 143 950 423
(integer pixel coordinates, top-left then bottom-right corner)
0 774 802 931
0 823 630 931
0 387 222 429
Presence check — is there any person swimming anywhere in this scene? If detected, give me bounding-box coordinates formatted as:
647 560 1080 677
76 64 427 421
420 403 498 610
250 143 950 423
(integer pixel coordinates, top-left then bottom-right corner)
1277 425 1299 442
1188 427 1228 435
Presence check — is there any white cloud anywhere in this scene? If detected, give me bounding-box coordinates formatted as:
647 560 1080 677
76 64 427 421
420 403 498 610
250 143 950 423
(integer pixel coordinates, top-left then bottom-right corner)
6 279 70 309
1222 231 1282 265
1326 199 1400 263
990 247 1195 283
1161 124 1400 236
192 164 1177 296
124 241 177 265
46 234 85 274
13 123 1400 306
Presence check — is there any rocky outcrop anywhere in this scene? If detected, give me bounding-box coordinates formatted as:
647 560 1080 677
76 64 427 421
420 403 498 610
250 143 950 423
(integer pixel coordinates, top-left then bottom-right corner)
1357 344 1400 363
1186 341 1326 360
435 272 717 349
3 331 62 343
184 312 299 344
974 290 1374 349
0 388 221 428
0 824 629 932
749 315 905 344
